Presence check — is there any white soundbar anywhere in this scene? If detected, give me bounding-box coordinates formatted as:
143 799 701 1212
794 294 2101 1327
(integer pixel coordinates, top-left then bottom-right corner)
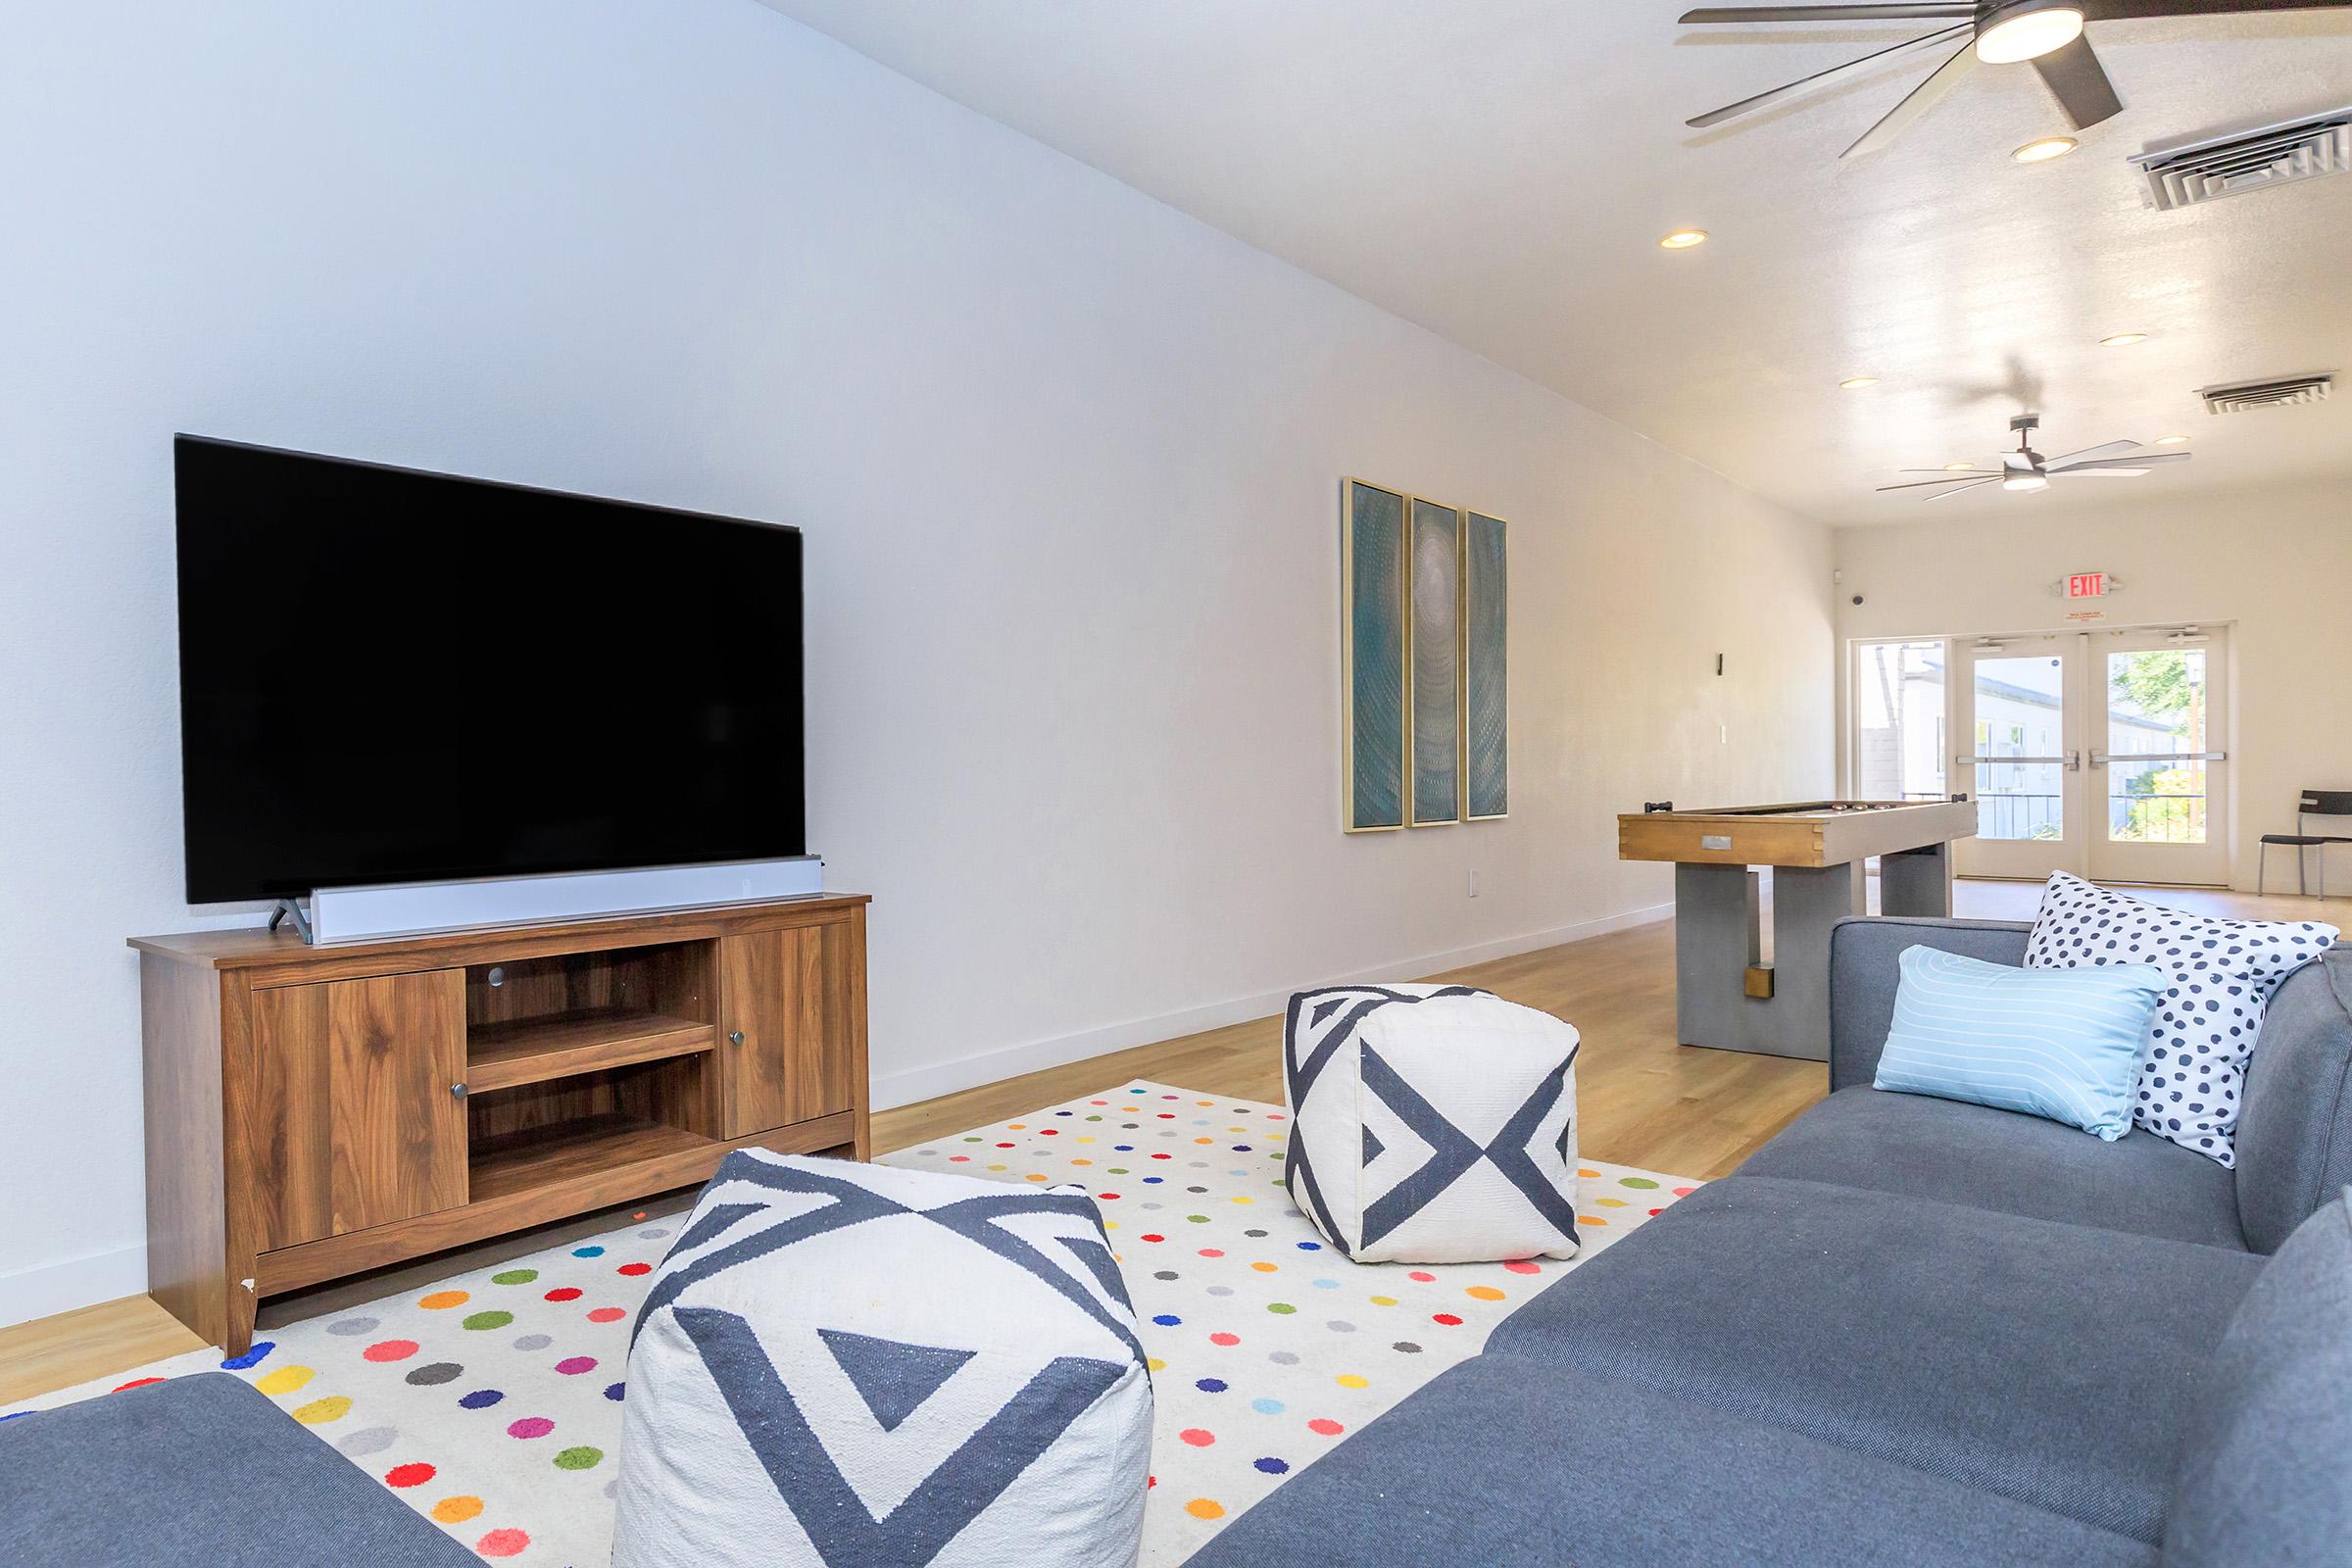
297 856 825 945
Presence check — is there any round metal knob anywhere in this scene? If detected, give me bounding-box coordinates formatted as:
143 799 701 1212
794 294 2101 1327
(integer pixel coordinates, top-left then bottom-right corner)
728 1030 747 1047
451 1082 469 1099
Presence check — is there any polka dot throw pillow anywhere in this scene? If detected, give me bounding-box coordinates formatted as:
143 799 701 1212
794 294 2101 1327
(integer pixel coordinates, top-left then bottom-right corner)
2024 872 2337 1165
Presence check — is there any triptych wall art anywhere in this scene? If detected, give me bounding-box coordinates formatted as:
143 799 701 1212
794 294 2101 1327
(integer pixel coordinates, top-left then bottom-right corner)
1342 478 1507 833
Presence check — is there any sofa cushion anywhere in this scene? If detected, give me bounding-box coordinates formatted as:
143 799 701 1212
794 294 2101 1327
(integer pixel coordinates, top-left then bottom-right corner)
1186 1355 2158 1568
2024 870 2338 1165
2165 1190 2352 1568
1742 1086 2247 1250
1488 1174 2265 1542
0 1373 477 1567
1873 946 2166 1140
2230 953 2352 1253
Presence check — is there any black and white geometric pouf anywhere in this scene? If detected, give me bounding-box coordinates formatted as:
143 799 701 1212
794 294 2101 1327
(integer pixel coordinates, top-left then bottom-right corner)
612 1152 1152 1568
1283 984 1583 1264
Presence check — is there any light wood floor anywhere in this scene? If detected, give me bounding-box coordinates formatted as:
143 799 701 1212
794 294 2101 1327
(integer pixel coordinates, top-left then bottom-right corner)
3 877 2328 1406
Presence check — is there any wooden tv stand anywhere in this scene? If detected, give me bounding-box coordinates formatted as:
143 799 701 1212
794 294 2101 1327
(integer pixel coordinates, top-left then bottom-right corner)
131 893 869 1354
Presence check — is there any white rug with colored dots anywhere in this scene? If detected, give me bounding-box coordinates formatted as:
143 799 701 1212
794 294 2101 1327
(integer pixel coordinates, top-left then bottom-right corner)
2 1081 1697 1565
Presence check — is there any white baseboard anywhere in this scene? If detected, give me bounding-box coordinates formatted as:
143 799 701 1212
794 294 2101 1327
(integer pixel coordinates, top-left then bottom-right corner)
0 1243 150 1332
869 901 1674 1112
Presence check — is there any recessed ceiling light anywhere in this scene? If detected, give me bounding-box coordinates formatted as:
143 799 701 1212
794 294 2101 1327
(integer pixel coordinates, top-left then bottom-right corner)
1976 2 2085 66
2012 136 2079 165
1944 462 1978 471
1839 376 1880 390
2155 434 2190 445
1658 228 1709 250
2100 332 2150 348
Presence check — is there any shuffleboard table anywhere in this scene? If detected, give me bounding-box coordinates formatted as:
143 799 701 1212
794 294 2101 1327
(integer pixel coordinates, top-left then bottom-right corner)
1618 800 1978 1061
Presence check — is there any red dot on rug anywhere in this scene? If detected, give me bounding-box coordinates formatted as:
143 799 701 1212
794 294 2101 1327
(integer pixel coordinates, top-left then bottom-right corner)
617 1263 652 1277
1140 1234 1165 1243
1307 1418 1344 1436
1180 1429 1215 1447
544 1287 582 1302
1503 1261 1542 1275
1209 1333 1240 1347
1432 1313 1464 1326
1098 1193 1121 1200
363 1340 419 1363
384 1462 435 1488
476 1528 530 1557
1407 1271 1436 1283
112 1377 166 1394
587 1307 626 1324
1199 1249 1224 1258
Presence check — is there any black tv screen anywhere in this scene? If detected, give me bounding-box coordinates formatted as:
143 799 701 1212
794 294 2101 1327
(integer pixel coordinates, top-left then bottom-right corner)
173 437 805 904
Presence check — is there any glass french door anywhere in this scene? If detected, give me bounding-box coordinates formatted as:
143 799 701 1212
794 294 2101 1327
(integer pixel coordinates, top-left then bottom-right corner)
2090 628 2230 886
1946 628 2230 885
1954 636 2080 880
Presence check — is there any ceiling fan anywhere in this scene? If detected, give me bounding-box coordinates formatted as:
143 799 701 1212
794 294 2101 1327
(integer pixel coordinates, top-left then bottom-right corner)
1680 0 2352 158
1879 415 2190 500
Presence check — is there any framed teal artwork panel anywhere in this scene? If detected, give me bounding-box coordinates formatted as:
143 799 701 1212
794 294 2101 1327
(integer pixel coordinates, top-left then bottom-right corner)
1409 498 1461 825
1464 511 1508 819
1343 480 1406 831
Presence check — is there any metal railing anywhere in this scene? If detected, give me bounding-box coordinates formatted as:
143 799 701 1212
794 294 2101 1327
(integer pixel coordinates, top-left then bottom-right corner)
1971 792 2208 844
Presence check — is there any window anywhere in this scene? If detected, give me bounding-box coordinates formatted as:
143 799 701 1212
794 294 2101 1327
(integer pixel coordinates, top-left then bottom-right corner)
1854 642 1947 802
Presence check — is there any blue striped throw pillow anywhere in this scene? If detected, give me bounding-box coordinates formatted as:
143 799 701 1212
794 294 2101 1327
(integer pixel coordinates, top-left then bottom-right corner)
1875 946 2167 1140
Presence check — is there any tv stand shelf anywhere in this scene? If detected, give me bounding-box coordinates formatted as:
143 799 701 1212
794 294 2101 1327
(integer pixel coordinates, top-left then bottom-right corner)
131 893 869 1355
467 1007 715 1093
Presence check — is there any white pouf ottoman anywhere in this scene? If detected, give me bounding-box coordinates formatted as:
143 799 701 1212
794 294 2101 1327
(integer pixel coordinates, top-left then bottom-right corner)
612 1151 1152 1568
1284 983 1583 1263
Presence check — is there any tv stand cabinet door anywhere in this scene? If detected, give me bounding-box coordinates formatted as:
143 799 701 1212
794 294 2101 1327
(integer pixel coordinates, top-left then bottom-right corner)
718 925 858 1138
249 970 469 1248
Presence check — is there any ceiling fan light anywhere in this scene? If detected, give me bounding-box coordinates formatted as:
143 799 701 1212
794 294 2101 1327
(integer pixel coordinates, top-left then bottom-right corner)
1839 376 1880 390
2099 332 2149 348
1944 463 1978 471
2155 434 2189 445
2003 472 2050 493
2012 136 2079 165
1976 3 2084 66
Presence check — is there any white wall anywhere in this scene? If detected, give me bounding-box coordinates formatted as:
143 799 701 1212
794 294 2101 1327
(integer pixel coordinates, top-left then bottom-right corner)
0 0 1834 1326
1836 479 2352 890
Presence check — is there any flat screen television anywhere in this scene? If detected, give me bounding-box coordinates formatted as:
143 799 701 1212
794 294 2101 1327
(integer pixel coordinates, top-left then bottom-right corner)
173 436 805 904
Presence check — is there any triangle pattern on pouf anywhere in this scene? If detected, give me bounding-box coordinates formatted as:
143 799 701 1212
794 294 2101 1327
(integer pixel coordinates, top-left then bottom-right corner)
818 1328 976 1433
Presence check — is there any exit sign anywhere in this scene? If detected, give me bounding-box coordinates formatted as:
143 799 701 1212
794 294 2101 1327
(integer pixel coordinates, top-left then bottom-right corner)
2068 572 2106 600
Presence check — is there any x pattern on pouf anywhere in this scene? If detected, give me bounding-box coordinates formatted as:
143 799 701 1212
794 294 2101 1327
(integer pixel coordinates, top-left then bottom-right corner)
1285 984 1583 1263
613 1152 1152 1568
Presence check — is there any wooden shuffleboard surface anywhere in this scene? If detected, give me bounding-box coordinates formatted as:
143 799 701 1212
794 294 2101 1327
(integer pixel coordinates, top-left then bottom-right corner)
1618 800 1978 869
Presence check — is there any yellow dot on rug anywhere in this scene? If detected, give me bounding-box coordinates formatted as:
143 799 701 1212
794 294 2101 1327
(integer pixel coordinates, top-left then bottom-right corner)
418 1290 468 1310
1581 1214 1609 1227
1465 1286 1505 1301
1186 1498 1225 1520
1148 1357 1166 1372
1595 1198 1628 1208
254 1366 314 1396
1196 1100 1213 1106
1231 1196 1253 1204
1007 1123 1027 1131
1369 1296 1396 1306
1025 1173 1048 1182
292 1396 351 1424
1071 1158 1093 1167
432 1497 484 1525
1075 1137 1095 1145
987 1164 1006 1172
1336 1374 1368 1389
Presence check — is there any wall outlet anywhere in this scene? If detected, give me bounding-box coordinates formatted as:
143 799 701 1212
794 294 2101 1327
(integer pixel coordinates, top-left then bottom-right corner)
1468 868 1481 898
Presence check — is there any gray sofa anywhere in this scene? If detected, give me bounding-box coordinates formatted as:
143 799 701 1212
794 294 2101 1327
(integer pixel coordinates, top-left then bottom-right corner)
1193 916 2352 1567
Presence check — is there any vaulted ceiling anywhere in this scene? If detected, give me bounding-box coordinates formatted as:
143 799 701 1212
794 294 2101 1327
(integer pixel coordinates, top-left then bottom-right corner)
761 0 2352 524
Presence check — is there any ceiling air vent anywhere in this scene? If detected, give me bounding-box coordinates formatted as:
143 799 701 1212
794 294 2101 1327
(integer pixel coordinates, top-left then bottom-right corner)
2132 107 2352 211
2199 374 2334 416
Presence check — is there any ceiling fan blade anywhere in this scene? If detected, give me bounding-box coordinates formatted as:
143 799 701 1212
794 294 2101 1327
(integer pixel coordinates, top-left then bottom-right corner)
2083 1 2352 18
1842 42 1978 158
2056 455 2192 471
1687 24 1969 127
1681 5 1973 21
2045 439 2143 468
2032 36 2124 130
2051 466 2152 478
1877 474 2002 491
1924 476 2004 501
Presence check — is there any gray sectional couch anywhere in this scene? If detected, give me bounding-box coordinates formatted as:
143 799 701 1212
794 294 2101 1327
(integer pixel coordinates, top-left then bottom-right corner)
1193 916 2352 1567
